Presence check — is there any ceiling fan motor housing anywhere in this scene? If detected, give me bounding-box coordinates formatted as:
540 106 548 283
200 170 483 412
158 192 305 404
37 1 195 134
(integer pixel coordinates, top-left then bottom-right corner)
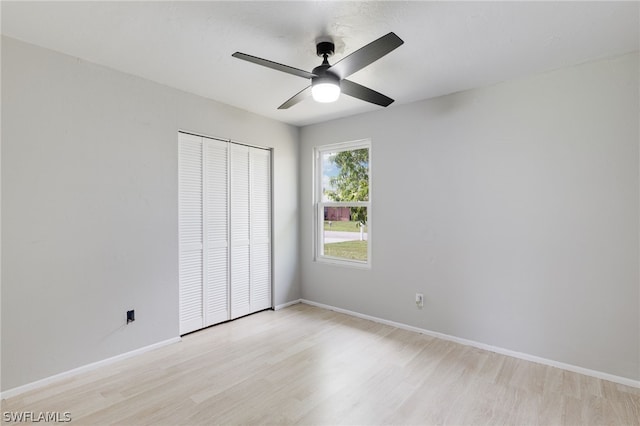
313 41 339 87
311 64 340 88
311 45 340 103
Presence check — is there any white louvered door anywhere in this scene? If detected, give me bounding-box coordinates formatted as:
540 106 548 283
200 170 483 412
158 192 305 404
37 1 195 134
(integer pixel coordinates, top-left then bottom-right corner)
178 133 204 335
230 144 251 319
203 139 229 326
250 148 272 312
179 132 271 334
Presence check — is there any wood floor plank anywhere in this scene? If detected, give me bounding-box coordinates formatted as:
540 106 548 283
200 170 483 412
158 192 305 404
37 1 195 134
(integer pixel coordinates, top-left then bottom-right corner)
1 303 638 425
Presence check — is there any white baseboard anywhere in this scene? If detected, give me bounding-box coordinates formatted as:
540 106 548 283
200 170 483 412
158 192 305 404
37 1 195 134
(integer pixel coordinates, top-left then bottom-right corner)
274 299 301 311
300 299 640 389
1 337 181 399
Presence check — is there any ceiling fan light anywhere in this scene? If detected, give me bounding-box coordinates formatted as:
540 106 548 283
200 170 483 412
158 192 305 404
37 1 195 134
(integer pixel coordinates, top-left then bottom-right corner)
311 78 341 103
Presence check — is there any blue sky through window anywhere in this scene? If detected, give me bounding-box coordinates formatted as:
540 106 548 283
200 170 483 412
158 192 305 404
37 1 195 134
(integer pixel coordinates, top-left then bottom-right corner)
321 152 338 201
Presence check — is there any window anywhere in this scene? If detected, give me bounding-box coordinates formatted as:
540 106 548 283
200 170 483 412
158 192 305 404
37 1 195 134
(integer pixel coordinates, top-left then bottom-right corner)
314 140 371 267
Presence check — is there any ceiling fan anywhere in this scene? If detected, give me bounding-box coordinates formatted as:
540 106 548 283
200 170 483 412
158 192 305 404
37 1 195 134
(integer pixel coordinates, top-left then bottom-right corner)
232 32 404 110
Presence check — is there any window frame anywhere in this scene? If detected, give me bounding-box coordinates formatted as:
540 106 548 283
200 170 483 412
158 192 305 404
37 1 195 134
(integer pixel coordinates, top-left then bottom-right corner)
313 139 372 268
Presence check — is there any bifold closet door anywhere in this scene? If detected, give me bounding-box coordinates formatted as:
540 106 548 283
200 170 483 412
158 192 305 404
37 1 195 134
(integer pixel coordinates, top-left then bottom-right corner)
179 133 272 334
229 145 272 319
179 134 229 334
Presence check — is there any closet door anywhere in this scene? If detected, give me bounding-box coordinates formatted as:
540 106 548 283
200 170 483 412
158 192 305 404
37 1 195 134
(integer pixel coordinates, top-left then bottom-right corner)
179 133 272 333
203 139 229 326
230 144 251 319
250 148 271 312
178 133 204 335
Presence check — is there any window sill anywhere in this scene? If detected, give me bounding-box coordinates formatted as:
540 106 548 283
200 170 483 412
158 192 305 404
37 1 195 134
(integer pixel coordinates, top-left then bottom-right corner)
315 256 371 270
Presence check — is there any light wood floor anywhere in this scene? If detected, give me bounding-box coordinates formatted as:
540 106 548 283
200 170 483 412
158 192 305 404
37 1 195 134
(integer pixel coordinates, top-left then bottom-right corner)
2 303 639 425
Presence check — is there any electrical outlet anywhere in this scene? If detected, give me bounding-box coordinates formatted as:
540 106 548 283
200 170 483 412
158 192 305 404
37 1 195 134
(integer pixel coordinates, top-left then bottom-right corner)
415 293 424 309
127 310 135 324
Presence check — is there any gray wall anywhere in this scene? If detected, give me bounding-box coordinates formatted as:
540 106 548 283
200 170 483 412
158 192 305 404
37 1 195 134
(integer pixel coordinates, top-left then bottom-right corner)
300 53 639 380
1 37 300 391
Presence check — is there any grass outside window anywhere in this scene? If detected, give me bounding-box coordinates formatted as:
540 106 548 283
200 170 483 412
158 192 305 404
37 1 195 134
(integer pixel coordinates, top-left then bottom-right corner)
323 240 367 261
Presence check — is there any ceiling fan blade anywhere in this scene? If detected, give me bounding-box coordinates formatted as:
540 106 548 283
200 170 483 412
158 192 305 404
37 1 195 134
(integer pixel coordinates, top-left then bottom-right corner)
341 79 394 107
278 85 312 109
328 32 404 79
232 52 316 79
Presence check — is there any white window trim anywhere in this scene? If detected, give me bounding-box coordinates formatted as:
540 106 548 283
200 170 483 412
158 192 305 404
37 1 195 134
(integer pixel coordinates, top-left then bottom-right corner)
313 139 371 268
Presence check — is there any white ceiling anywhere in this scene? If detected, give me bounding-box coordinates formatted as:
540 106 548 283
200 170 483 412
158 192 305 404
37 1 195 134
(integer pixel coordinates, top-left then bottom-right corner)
2 1 638 127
